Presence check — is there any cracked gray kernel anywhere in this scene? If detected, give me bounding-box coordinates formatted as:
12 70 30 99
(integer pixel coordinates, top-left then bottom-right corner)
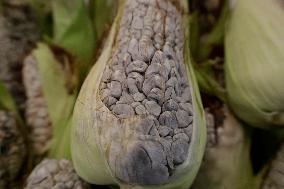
176 109 193 128
113 104 134 118
145 101 161 117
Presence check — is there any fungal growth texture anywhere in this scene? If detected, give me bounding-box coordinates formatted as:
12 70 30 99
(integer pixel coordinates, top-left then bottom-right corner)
99 0 193 185
26 159 90 189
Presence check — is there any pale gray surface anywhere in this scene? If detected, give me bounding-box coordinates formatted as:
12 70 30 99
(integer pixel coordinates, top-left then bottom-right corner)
26 159 90 189
99 0 193 185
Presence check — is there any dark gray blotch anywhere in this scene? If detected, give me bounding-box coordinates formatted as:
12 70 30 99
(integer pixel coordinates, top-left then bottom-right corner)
172 139 188 164
117 141 169 185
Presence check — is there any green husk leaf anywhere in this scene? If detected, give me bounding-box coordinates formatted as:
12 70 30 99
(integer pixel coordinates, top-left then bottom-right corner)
193 60 226 102
32 43 77 160
197 1 229 60
52 0 95 70
189 12 200 60
27 0 52 36
225 0 284 128
71 11 120 186
91 0 118 45
189 3 227 102
0 81 18 113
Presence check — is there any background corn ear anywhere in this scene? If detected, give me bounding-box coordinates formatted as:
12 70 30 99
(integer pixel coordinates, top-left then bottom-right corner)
225 0 284 128
192 106 260 189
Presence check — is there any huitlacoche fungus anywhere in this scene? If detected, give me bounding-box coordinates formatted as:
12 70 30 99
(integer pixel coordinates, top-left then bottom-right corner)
71 0 206 188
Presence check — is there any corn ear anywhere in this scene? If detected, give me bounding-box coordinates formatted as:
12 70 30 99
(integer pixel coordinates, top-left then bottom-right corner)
225 0 284 128
23 55 53 162
72 0 206 188
25 159 90 189
23 43 77 161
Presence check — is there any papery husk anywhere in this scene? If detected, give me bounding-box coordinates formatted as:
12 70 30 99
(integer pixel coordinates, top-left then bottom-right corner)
71 0 206 189
225 0 284 128
192 106 260 189
261 143 284 189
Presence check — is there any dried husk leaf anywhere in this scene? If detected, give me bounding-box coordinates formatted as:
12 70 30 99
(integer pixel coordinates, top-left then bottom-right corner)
192 106 259 189
261 143 284 189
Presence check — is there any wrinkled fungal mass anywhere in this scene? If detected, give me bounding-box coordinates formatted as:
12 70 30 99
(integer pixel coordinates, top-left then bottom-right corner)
99 0 193 185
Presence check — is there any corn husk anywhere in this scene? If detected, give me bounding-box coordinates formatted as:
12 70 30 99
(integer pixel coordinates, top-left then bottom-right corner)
192 106 259 189
261 143 284 189
71 0 206 188
225 0 284 128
